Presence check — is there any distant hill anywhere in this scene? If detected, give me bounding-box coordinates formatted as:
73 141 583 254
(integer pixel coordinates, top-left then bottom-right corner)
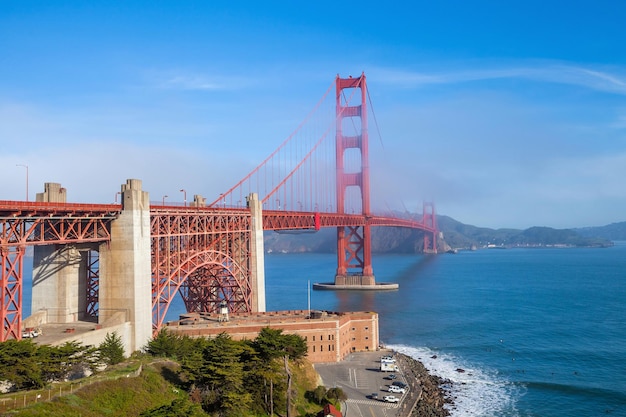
263 214 615 254
574 221 626 240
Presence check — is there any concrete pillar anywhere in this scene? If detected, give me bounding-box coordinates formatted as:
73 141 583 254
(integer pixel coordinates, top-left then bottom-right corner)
32 245 86 323
247 193 266 312
32 182 84 323
99 179 152 353
35 182 67 203
190 194 206 207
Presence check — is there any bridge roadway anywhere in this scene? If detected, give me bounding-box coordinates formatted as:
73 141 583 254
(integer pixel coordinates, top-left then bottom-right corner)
314 351 421 417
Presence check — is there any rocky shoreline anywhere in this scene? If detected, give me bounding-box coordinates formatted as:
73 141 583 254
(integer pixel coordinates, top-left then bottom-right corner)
396 353 452 417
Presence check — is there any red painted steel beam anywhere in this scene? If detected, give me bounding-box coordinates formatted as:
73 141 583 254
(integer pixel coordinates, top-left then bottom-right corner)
262 211 436 232
150 209 254 333
0 245 23 341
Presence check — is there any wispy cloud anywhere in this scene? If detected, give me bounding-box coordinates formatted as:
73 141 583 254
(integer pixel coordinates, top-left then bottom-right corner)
161 75 225 91
371 62 626 95
150 70 262 92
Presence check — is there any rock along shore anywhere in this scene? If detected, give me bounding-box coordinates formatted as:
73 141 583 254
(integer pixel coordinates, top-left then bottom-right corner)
396 352 452 417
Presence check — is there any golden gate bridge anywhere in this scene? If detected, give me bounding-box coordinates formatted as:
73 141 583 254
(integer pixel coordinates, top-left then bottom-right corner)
0 73 437 345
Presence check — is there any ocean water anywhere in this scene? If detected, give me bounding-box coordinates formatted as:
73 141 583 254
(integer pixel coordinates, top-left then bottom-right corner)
258 243 626 417
21 242 626 416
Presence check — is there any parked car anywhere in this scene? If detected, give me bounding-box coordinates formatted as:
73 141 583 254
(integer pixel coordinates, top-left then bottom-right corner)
383 395 399 403
384 373 397 380
392 381 408 388
388 385 406 394
367 392 379 400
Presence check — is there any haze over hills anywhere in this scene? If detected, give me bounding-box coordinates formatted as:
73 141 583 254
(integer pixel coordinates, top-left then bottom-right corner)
574 222 626 241
263 214 619 254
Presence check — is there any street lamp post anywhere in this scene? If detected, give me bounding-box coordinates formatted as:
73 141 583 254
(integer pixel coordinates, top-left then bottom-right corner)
115 192 121 204
16 164 28 201
162 195 168 205
180 189 187 207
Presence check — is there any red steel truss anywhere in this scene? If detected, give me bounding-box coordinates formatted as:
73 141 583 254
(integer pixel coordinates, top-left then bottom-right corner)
0 201 120 341
0 245 23 340
150 208 254 331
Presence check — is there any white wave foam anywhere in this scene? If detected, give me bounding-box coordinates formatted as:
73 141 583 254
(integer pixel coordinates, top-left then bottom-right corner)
388 344 520 417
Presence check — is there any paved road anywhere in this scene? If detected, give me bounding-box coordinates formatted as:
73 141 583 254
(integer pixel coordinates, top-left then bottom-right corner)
314 351 411 417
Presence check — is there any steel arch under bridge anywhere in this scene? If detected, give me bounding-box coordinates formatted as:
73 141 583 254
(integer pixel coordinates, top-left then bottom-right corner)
150 207 255 331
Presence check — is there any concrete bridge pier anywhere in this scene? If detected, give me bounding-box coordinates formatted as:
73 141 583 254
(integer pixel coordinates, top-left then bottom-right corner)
32 183 88 323
32 245 91 323
99 179 152 353
247 192 266 312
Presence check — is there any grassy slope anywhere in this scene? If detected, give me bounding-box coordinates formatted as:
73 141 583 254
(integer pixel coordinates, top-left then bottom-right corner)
5 361 185 416
3 358 322 417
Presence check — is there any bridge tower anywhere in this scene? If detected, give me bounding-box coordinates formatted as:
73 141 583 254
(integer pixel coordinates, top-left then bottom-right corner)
334 74 375 286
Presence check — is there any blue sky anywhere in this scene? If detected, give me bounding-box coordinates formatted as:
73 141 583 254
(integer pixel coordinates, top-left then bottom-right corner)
1 1 625 229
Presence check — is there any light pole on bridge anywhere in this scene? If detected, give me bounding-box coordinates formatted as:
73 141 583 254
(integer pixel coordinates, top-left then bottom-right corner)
180 189 186 207
162 195 168 205
16 164 28 202
115 192 121 204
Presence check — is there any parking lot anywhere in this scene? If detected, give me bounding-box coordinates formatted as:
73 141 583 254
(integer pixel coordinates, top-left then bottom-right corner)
314 351 417 417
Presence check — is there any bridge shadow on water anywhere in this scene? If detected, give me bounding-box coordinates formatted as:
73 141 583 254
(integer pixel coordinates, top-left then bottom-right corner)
333 254 440 314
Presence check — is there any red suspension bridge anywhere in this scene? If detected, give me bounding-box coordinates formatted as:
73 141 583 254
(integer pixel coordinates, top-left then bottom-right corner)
0 73 437 346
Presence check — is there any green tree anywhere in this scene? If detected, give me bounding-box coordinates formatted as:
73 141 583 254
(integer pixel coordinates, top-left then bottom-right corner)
183 333 254 416
326 387 347 402
252 327 308 417
309 385 327 405
145 329 180 358
37 341 97 383
281 333 308 360
0 339 42 389
99 332 126 365
146 329 208 361
253 327 307 361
